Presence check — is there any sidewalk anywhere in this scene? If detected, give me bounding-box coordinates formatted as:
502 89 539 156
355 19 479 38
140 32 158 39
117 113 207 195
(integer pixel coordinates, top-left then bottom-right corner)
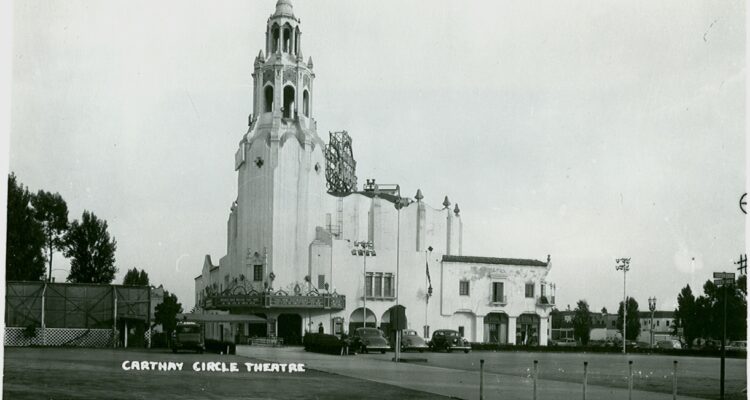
236 346 709 400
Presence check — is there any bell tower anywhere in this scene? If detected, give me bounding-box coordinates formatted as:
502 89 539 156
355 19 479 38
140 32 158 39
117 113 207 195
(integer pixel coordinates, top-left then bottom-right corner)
229 0 327 293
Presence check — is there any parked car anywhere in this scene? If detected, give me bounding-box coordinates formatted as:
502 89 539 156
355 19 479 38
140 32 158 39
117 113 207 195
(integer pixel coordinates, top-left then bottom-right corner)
656 339 682 349
400 329 428 352
726 340 747 352
350 328 390 354
552 338 578 347
171 321 205 353
428 329 471 353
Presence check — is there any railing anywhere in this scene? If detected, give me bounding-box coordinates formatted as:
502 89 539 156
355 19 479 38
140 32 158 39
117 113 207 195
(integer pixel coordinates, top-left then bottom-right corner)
536 295 554 306
490 295 508 305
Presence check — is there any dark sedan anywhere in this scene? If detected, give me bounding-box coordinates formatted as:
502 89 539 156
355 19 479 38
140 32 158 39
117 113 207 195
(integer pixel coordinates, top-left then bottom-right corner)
400 329 428 352
428 329 471 353
351 327 390 354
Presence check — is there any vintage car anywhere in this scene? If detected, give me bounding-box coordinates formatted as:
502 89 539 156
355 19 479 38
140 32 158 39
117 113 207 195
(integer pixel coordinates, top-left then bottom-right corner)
351 327 390 354
428 329 471 353
171 321 205 353
656 339 682 349
726 340 747 352
400 329 428 352
550 338 578 347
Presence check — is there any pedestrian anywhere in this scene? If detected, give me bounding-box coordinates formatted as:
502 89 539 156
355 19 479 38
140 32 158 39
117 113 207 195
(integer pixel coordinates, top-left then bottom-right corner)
318 322 324 334
340 332 349 356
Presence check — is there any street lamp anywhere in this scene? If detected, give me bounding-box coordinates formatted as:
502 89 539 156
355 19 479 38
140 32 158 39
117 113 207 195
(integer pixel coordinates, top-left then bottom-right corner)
648 297 656 348
352 241 375 329
394 195 413 362
424 246 433 339
615 257 630 354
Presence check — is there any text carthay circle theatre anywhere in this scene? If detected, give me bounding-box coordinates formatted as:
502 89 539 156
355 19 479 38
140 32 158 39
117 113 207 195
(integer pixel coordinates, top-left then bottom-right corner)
193 0 556 347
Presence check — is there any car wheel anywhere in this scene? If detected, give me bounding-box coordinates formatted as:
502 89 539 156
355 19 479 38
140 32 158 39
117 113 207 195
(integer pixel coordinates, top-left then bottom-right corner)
380 350 386 354
464 350 470 354
447 347 453 353
418 349 424 353
362 346 368 354
172 348 177 354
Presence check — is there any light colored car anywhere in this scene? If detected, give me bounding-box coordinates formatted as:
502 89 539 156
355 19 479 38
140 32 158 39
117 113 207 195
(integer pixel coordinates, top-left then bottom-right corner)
727 340 747 351
656 339 682 349
553 338 578 347
400 329 428 352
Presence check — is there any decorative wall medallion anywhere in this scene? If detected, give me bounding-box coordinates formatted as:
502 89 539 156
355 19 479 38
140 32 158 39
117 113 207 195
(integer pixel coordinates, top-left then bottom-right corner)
283 68 296 84
255 157 264 168
263 69 274 85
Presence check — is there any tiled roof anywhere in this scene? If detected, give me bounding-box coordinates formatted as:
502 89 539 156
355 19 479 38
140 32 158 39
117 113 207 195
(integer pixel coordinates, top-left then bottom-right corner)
442 255 548 267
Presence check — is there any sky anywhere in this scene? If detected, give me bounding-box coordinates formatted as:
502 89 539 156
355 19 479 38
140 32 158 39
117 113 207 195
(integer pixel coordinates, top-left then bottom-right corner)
5 0 746 312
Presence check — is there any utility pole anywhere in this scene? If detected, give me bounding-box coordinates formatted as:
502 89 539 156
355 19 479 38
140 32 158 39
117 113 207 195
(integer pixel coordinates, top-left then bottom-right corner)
713 271 735 400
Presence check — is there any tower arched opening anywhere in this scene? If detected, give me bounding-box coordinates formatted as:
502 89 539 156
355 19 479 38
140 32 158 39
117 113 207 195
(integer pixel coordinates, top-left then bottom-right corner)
283 85 295 118
283 26 292 53
264 85 274 113
302 90 309 117
271 25 280 53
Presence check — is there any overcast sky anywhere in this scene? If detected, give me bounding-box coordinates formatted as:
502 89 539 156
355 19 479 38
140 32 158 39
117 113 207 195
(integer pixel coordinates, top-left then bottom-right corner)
7 0 746 312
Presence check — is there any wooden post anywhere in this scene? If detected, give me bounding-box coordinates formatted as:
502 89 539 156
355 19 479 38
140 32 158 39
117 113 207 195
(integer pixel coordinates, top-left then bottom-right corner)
672 360 678 400
480 359 484 400
583 361 588 400
533 360 538 400
628 360 633 400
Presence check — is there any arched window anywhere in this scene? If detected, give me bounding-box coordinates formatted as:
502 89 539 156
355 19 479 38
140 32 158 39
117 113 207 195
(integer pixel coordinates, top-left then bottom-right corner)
283 27 291 53
271 25 280 53
302 90 309 117
283 86 295 118
264 85 274 113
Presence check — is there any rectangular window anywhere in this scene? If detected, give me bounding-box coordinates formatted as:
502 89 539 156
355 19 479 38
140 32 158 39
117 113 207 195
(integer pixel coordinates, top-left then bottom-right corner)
365 274 373 297
253 265 263 282
458 326 465 337
424 325 430 339
318 274 325 290
384 274 393 297
525 283 534 298
459 280 470 296
374 274 383 297
657 320 660 327
492 282 504 303
541 284 546 297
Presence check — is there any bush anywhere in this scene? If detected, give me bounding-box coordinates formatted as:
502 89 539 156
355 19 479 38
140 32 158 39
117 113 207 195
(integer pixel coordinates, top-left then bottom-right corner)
303 333 345 354
205 339 235 354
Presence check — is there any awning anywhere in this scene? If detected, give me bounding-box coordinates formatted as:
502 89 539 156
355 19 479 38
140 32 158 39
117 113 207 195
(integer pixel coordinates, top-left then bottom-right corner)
177 313 266 323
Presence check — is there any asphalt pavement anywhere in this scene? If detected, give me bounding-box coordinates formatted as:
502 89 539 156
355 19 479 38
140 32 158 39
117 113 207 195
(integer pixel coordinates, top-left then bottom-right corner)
237 346 716 400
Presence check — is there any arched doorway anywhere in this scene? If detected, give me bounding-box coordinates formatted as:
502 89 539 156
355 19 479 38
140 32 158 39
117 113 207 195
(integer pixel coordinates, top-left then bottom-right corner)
380 305 407 345
277 314 302 345
484 313 509 344
517 313 541 346
349 308 376 333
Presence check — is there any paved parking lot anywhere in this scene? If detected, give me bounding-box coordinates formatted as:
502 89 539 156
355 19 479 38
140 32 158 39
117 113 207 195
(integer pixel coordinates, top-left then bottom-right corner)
237 346 747 400
2 347 449 400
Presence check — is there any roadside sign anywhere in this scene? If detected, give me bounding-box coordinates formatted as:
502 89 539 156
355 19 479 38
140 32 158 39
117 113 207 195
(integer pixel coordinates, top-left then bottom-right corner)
713 272 736 286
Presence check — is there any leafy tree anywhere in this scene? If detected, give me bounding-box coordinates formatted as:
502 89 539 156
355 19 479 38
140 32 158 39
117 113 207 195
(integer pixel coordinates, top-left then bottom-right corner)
6 173 46 281
601 307 608 315
573 300 593 345
698 277 747 341
617 297 641 341
64 210 117 283
31 190 69 282
155 291 183 343
672 284 698 348
123 267 150 286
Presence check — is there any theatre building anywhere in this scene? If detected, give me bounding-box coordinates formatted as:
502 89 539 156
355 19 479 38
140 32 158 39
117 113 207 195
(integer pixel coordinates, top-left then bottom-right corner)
193 0 557 347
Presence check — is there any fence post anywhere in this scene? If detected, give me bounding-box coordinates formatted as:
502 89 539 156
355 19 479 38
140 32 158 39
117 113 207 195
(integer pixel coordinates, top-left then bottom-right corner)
480 359 485 400
583 361 588 400
533 360 538 400
672 360 677 400
628 360 633 400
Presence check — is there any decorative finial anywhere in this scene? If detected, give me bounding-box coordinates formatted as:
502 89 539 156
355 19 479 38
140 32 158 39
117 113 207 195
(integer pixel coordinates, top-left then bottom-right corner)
442 196 451 209
547 254 551 264
307 57 314 69
454 203 460 216
415 189 423 201
257 50 264 60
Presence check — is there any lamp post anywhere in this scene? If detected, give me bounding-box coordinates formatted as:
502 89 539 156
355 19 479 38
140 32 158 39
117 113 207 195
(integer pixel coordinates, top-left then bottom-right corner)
425 246 433 339
394 196 413 362
648 297 656 348
352 241 375 329
615 258 630 354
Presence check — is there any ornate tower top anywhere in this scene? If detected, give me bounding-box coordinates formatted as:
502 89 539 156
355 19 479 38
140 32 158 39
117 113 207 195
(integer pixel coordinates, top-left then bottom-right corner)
273 0 295 17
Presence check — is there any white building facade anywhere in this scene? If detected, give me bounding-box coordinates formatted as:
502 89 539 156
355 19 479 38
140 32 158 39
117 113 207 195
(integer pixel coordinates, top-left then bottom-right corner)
193 0 556 346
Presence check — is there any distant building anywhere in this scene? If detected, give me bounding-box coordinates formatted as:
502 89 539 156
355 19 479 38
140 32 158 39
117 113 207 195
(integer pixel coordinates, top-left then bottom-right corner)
192 0 557 346
552 308 681 345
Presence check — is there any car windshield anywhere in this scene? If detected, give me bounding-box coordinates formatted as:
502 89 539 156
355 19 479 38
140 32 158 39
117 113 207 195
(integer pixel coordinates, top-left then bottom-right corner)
358 328 382 337
177 325 200 334
438 331 459 337
404 330 417 336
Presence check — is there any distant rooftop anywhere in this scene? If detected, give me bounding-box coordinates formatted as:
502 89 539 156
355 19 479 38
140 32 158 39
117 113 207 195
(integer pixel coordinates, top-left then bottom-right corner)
443 255 548 267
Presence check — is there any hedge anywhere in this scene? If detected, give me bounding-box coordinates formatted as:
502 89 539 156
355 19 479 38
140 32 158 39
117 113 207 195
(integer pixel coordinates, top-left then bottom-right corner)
469 342 747 359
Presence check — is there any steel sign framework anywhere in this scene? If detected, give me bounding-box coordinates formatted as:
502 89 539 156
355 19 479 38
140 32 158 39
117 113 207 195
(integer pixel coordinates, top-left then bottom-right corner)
325 131 357 194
